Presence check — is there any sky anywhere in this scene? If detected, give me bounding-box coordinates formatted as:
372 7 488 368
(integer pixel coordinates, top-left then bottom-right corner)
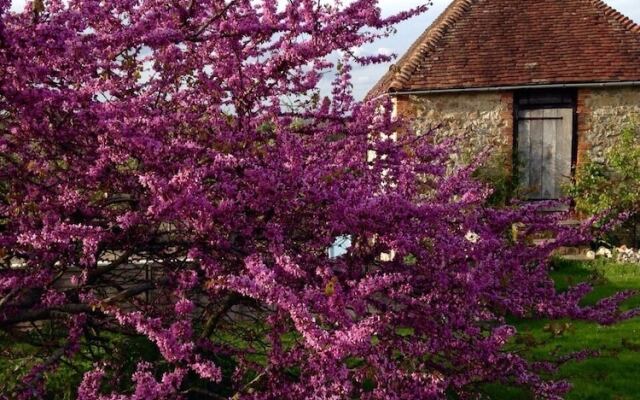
9 0 640 99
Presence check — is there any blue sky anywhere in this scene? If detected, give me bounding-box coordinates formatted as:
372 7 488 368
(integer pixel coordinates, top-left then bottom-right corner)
9 0 640 99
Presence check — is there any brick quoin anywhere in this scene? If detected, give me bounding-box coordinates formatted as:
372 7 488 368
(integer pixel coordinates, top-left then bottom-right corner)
576 89 592 170
395 95 420 121
499 91 514 171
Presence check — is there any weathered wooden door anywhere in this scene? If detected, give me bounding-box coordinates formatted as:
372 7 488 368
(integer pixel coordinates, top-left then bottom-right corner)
517 108 573 199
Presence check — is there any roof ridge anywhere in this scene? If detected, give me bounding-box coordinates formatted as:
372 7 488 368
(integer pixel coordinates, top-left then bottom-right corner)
389 0 477 91
589 0 640 34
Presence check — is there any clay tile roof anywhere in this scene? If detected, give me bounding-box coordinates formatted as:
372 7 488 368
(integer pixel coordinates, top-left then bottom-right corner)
367 0 640 98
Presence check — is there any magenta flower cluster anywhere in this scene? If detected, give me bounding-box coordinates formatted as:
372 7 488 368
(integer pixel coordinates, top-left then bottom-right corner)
0 1 636 399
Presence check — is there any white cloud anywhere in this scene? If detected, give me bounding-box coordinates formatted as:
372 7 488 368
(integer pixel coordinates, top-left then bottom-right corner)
377 47 394 57
10 0 25 12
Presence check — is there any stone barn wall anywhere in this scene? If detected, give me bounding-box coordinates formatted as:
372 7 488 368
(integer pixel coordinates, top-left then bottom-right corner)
395 92 514 163
396 87 640 170
577 87 640 165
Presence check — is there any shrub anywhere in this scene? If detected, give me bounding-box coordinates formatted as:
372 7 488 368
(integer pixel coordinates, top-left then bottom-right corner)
569 123 640 246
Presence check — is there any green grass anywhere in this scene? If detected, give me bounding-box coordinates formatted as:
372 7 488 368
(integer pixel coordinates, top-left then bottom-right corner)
484 258 640 400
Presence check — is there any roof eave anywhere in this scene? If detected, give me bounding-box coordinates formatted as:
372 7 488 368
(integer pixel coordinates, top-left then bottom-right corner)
375 81 640 97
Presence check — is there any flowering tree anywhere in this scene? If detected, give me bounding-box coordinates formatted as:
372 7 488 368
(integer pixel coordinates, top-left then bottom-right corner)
0 1 636 399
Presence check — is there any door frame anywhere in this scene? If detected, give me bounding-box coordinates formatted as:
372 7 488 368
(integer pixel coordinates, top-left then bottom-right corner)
512 89 579 199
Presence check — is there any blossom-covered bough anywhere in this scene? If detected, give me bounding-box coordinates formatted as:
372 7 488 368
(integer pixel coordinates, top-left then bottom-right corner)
0 1 637 399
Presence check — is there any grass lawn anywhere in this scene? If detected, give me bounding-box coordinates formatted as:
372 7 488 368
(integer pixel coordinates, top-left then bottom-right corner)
484 258 640 400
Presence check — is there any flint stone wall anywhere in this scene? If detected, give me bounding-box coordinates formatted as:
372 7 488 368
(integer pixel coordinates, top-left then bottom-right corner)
580 87 640 163
400 87 640 167
399 92 514 163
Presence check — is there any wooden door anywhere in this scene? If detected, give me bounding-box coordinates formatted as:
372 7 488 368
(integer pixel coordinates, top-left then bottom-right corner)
517 108 573 199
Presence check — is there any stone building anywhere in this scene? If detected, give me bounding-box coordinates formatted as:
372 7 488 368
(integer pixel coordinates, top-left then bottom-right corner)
368 0 640 200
